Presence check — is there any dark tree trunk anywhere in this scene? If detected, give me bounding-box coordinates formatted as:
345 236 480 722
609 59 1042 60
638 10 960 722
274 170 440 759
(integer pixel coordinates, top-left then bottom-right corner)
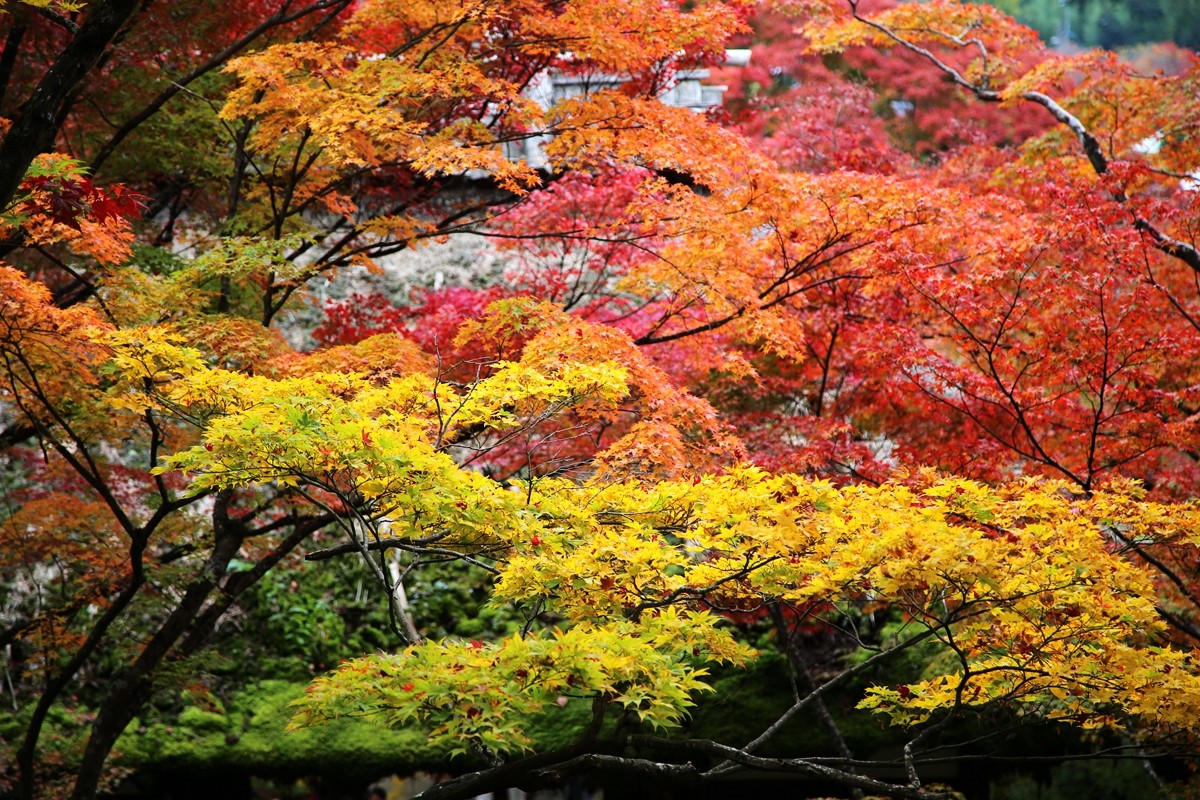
65 507 330 800
0 0 140 212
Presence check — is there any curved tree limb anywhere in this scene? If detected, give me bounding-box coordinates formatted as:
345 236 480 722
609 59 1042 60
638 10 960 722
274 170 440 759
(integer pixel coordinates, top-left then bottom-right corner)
0 0 142 213
845 3 1200 276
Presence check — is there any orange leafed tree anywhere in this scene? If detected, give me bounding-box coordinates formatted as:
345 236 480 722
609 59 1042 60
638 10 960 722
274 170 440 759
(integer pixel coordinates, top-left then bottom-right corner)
3 0 1200 798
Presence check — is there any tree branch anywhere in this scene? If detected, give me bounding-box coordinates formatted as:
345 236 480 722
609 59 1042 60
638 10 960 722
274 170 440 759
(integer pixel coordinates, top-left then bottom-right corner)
0 0 142 213
90 0 352 172
845 4 1200 277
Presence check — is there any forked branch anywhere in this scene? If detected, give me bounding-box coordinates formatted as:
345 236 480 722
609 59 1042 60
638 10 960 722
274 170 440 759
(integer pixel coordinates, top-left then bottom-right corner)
844 2 1200 276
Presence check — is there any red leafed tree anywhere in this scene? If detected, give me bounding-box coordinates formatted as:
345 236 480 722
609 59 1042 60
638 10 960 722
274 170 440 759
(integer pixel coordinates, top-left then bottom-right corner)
726 0 1200 654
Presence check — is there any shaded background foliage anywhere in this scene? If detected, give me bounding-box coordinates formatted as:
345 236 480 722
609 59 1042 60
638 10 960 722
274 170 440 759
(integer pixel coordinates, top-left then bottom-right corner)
994 0 1200 49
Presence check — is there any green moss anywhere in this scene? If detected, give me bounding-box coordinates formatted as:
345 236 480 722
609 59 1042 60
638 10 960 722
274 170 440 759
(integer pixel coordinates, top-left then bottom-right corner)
519 693 595 748
106 643 942 783
117 680 448 781
177 706 228 732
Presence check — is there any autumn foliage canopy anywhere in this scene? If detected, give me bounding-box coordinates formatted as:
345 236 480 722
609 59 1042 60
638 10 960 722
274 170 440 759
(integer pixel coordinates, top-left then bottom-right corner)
2 0 1200 797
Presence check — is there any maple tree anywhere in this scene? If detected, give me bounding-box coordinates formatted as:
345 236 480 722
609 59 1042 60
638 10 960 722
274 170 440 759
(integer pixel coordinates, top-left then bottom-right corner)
2 0 1200 798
